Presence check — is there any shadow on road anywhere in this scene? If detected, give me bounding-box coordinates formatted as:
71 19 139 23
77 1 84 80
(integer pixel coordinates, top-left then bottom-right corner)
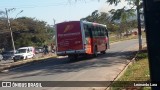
0 50 137 80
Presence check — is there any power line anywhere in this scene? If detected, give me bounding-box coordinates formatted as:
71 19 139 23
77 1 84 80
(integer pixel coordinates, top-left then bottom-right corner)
0 0 100 9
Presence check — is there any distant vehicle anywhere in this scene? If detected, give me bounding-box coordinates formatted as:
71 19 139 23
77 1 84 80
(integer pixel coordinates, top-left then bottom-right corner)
13 47 35 62
2 51 15 60
0 54 3 61
35 47 43 54
56 21 109 60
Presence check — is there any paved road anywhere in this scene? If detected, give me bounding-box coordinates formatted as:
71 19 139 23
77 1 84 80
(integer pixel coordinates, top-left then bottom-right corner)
0 39 145 90
0 53 55 68
0 52 44 63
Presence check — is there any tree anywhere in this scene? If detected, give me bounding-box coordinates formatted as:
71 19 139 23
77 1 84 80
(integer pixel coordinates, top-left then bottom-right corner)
0 16 52 50
0 16 13 50
106 0 143 50
83 9 136 35
109 7 135 38
12 17 50 48
45 25 56 45
83 10 118 33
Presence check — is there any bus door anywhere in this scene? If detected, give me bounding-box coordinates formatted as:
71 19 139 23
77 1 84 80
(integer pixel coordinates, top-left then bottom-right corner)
105 28 110 49
84 25 93 54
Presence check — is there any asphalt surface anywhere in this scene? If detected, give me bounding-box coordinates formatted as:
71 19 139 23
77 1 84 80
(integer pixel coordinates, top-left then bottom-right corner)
0 39 146 90
0 53 53 69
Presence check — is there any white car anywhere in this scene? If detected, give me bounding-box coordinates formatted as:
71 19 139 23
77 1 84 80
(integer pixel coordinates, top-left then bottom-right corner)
13 47 35 62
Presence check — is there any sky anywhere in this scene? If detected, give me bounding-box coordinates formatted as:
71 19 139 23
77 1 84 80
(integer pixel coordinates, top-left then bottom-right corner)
0 0 128 25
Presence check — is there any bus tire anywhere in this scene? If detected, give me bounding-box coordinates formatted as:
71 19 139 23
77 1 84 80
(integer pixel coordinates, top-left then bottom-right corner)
106 44 108 49
13 58 17 62
93 46 98 57
101 51 106 54
100 44 107 54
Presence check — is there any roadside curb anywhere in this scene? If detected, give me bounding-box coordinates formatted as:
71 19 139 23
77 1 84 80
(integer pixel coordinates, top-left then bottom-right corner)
0 55 56 72
105 44 147 90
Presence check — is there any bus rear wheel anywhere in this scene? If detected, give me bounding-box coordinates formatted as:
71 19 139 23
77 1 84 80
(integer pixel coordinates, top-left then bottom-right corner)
93 47 98 57
101 44 107 54
100 51 106 54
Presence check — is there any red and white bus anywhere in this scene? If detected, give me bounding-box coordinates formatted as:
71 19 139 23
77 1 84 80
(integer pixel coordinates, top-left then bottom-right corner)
55 20 109 60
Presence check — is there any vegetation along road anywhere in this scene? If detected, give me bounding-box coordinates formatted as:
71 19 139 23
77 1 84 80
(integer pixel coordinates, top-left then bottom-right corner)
0 39 146 90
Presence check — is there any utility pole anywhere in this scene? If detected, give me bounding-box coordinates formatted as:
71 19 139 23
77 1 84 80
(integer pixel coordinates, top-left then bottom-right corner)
143 0 160 90
53 18 56 28
53 18 56 39
136 0 142 50
15 10 23 19
5 8 16 53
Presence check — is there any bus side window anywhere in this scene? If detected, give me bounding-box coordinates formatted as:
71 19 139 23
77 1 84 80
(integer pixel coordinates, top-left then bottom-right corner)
99 27 104 36
93 26 96 37
88 26 93 38
104 27 107 36
97 27 101 36
101 27 105 36
84 24 90 38
95 26 98 37
92 26 96 37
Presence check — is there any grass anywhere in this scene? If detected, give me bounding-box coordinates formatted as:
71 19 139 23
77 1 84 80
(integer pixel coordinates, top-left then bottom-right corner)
110 32 146 43
110 35 137 43
111 48 151 90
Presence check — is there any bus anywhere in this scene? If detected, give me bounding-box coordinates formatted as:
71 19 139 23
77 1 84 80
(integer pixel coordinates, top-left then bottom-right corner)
55 20 109 60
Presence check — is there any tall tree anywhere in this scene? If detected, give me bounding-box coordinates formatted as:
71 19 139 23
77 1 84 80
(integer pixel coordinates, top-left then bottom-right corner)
109 7 135 38
12 17 49 48
107 0 143 50
0 17 52 50
83 10 116 32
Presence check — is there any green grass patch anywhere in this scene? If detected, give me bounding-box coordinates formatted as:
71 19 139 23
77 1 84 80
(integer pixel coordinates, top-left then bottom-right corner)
110 35 137 43
110 32 146 43
111 49 150 90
